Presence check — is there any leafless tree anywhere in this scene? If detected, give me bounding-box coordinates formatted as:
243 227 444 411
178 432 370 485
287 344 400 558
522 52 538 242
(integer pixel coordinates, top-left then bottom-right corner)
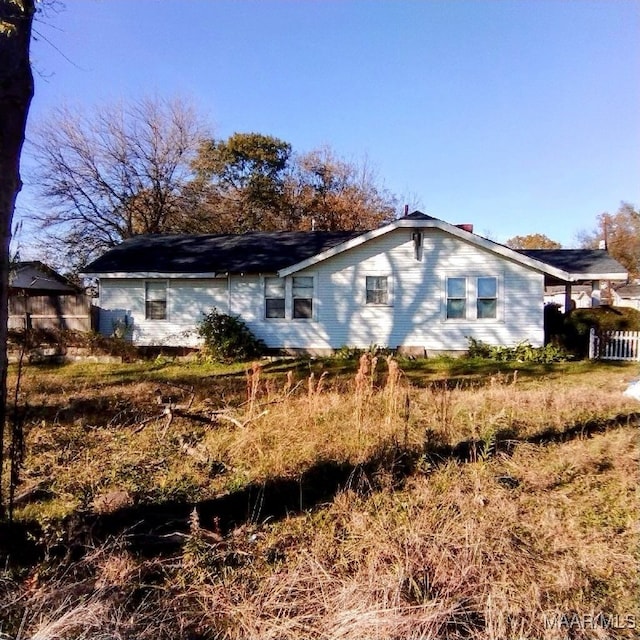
577 202 640 280
286 147 397 231
31 95 209 267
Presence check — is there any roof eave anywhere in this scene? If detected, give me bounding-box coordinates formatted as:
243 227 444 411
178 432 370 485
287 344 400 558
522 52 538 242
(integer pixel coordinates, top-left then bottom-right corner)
81 271 224 279
278 217 574 280
278 225 396 277
565 271 629 282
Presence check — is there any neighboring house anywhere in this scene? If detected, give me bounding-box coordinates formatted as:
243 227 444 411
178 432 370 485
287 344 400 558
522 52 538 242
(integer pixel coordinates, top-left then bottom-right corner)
82 212 628 354
544 284 593 312
9 261 93 331
612 283 640 311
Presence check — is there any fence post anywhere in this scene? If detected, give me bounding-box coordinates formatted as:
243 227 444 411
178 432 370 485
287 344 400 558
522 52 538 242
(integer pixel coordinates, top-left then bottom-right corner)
588 327 596 360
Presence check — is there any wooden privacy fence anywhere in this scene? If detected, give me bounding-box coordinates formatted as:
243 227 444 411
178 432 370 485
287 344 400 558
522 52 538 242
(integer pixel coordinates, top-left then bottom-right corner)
8 293 94 332
589 328 640 362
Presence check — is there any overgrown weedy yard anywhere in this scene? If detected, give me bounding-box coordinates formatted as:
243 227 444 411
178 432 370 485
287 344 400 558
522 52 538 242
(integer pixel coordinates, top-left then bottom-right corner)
1 355 638 639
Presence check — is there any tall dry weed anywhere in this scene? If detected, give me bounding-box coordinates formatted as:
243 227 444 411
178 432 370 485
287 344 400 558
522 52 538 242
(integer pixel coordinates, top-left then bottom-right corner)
307 371 328 413
245 361 262 416
383 356 407 423
354 354 379 432
6 357 640 640
284 369 294 396
162 428 638 639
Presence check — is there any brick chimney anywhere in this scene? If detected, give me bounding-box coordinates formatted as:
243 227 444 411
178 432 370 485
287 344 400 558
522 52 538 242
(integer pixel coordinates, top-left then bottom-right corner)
456 223 474 233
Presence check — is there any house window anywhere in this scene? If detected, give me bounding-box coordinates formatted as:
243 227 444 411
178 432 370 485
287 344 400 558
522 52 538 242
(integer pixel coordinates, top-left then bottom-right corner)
477 277 497 319
445 276 499 320
366 276 389 305
292 276 313 319
446 277 467 319
265 277 285 318
145 281 167 320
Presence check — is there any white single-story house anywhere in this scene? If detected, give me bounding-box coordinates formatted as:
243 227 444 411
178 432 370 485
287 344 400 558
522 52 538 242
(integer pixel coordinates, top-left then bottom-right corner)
544 284 595 312
82 212 628 355
612 283 640 311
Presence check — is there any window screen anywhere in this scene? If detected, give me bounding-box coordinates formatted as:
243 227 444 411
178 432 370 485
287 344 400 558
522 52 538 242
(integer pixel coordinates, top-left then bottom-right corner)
265 277 285 318
446 277 466 319
477 277 497 319
292 276 313 319
366 276 388 304
145 281 167 320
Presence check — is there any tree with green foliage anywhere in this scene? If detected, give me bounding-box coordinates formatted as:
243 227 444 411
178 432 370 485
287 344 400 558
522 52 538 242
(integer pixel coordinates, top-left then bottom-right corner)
0 0 36 519
192 132 292 232
505 233 562 249
563 306 640 357
192 134 397 232
578 202 640 280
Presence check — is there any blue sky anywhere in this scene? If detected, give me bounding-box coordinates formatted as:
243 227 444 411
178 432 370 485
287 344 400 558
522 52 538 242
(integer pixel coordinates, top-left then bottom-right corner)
17 0 640 249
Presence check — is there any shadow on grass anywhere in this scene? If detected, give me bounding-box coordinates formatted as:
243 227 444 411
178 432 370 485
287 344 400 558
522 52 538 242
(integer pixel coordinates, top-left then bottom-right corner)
107 357 635 395
7 358 638 568
5 409 638 569
62 452 415 559
18 358 637 405
425 411 640 464
18 409 634 564
0 520 43 567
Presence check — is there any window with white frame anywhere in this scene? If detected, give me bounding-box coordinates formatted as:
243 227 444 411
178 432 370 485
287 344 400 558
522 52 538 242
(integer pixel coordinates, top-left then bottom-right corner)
366 276 389 305
264 276 316 320
445 276 499 320
292 276 314 319
476 277 497 319
265 277 285 318
145 281 167 320
446 277 467 319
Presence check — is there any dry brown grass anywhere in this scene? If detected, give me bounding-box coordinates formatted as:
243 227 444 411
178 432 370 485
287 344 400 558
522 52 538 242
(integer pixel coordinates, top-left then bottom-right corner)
164 426 639 640
416 371 639 445
2 357 639 639
8 357 639 522
4 427 637 639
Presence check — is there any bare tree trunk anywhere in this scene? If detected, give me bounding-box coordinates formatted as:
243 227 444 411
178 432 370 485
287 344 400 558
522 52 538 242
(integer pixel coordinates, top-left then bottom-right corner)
0 0 35 519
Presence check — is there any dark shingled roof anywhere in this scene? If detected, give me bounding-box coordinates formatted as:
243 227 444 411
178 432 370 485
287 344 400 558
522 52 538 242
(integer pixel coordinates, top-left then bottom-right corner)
516 249 628 276
10 261 79 294
402 211 438 220
84 231 362 274
83 225 630 281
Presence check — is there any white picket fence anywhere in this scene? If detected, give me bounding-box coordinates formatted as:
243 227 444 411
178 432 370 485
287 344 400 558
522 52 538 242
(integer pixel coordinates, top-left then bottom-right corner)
589 328 640 361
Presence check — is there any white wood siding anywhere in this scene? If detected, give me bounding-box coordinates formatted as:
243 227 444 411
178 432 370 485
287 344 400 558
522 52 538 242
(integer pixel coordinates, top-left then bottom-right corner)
244 228 544 351
99 228 545 351
613 294 640 311
99 278 228 346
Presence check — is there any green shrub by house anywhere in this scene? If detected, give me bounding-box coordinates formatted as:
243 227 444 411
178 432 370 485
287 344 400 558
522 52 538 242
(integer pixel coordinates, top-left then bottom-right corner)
563 306 640 357
466 338 569 363
197 308 265 362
